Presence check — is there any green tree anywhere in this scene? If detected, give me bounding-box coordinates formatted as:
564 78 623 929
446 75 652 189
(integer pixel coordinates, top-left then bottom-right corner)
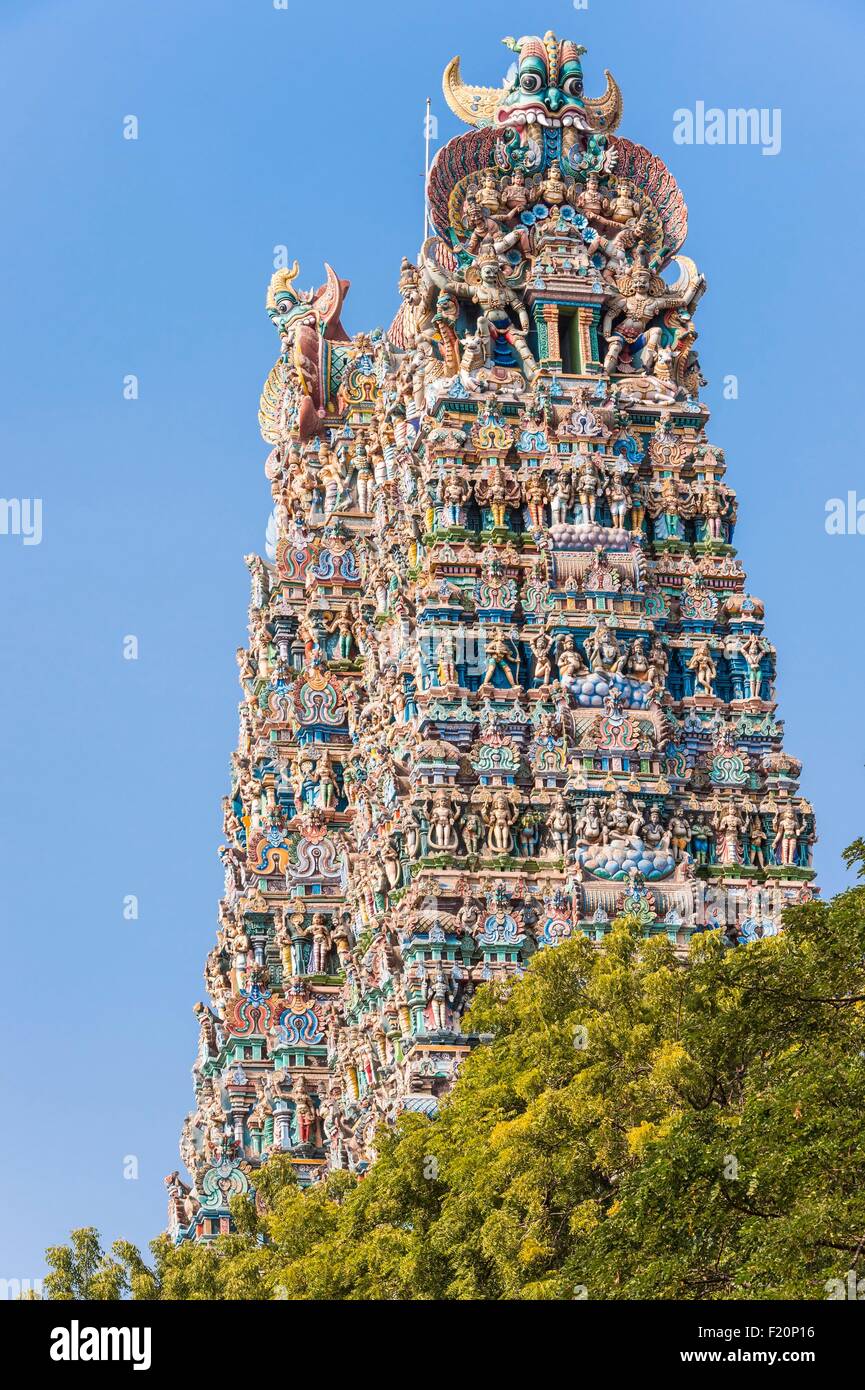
43 1228 139 1301
45 858 865 1300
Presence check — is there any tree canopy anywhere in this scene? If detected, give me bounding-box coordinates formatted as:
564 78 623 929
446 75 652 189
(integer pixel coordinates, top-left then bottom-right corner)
45 855 865 1301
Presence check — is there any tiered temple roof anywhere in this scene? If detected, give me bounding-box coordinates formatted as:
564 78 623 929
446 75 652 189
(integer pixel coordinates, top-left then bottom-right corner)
166 31 815 1242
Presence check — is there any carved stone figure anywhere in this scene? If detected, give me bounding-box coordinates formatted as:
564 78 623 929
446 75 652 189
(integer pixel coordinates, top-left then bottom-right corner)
548 794 573 858
688 641 717 697
481 627 520 689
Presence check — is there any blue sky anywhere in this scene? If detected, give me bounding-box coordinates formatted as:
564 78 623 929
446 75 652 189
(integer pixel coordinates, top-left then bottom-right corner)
1 0 863 1286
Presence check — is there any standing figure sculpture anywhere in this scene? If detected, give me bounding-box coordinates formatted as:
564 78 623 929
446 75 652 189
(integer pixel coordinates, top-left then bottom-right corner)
688 641 717 697
773 803 801 867
602 245 705 376
423 240 536 379
531 629 554 688
481 628 521 689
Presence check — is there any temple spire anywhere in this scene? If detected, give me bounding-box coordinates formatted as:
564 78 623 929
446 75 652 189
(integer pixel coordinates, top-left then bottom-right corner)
171 30 815 1244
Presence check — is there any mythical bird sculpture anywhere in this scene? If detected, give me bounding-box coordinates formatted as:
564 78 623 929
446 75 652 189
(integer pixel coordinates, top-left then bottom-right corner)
263 262 351 440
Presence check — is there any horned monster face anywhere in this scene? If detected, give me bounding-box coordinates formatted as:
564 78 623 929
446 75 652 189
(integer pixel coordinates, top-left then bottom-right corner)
496 33 588 129
442 30 622 135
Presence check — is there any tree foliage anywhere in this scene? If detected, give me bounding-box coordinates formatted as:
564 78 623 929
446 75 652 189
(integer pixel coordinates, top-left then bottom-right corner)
45 865 865 1300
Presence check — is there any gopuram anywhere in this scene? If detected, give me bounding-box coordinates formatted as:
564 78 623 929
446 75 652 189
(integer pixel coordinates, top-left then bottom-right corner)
167 32 816 1241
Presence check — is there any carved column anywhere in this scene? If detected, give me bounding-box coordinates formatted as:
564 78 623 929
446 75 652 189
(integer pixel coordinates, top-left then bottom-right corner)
533 302 562 371
577 305 602 373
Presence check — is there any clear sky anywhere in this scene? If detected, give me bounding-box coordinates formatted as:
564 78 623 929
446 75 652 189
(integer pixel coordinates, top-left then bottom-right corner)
1 0 863 1288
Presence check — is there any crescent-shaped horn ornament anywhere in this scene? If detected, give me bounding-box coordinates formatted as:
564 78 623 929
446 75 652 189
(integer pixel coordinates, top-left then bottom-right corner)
442 55 506 127
266 260 300 311
314 263 344 324
583 70 623 132
667 255 707 306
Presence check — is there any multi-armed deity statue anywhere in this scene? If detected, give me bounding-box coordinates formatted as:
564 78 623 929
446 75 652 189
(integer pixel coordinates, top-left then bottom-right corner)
166 32 816 1241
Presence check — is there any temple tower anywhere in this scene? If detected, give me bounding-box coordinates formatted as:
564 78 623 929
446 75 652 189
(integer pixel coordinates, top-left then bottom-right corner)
167 31 816 1242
